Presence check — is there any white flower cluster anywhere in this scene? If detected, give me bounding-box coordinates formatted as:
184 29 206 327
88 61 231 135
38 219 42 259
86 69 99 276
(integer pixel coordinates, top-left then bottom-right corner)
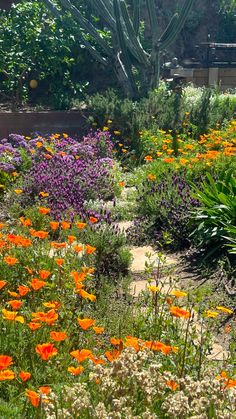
44 348 236 419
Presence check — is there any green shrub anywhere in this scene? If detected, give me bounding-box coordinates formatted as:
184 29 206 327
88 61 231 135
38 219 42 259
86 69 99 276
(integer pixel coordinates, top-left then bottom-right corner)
191 170 236 259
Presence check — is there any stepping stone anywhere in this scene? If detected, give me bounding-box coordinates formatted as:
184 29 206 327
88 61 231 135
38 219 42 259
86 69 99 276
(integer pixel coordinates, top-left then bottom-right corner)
115 221 133 232
129 246 179 272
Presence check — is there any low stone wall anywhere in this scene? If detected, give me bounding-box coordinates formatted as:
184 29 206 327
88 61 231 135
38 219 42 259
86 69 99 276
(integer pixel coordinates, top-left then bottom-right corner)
0 111 88 139
171 67 236 89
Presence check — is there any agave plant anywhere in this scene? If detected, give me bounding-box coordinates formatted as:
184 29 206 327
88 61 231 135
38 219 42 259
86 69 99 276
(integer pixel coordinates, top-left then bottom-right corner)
191 171 236 259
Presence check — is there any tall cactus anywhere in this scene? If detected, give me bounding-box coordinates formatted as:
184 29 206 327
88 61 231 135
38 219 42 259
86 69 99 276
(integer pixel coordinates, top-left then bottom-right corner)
41 0 195 98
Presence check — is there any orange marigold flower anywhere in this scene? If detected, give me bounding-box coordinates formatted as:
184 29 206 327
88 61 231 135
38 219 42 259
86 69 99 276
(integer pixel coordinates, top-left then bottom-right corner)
38 207 50 215
4 256 19 265
89 217 98 223
19 371 31 382
7 300 23 310
70 349 93 363
55 258 64 266
32 309 58 325
25 389 40 407
78 289 96 302
18 285 30 296
36 343 58 361
50 331 67 342
166 380 179 391
105 349 120 362
0 355 13 370
0 369 15 381
67 235 76 244
50 221 59 230
0 280 7 290
39 270 51 280
30 278 46 291
93 326 104 335
76 222 86 229
2 308 24 323
85 245 96 254
28 322 42 331
170 306 191 319
77 318 95 330
61 221 70 230
68 366 84 375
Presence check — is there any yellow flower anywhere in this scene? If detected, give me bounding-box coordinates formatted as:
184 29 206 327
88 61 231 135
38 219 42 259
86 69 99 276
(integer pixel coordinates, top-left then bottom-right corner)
14 189 23 194
205 310 219 318
114 130 121 135
216 306 233 314
36 141 43 148
170 290 187 298
107 119 112 124
147 285 159 293
103 126 109 131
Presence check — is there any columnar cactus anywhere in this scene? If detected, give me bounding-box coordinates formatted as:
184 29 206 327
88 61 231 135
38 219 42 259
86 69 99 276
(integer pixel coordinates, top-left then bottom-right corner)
41 0 194 97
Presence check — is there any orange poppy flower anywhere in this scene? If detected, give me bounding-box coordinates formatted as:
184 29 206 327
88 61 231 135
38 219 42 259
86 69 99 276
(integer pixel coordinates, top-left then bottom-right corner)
119 181 125 188
50 331 67 342
163 158 175 163
144 155 153 162
0 369 15 381
67 235 76 244
36 343 58 361
85 245 96 254
25 389 40 407
25 266 33 274
8 300 23 310
147 174 156 181
0 355 13 370
78 289 96 302
89 217 98 223
14 189 23 195
105 349 120 362
39 386 51 395
110 337 122 346
77 318 95 330
19 371 31 382
30 278 46 291
76 222 86 229
55 258 64 266
18 285 30 296
73 245 83 253
71 271 86 283
28 322 42 331
90 356 105 365
67 366 84 375
170 306 191 319
93 326 104 334
19 217 32 227
4 256 19 265
0 280 7 290
38 207 50 215
82 267 94 275
39 270 51 280
166 380 179 391
31 230 48 239
50 242 67 249
0 223 5 229
61 221 70 230
50 221 59 230
2 309 24 323
32 309 58 325
70 349 93 363
43 301 60 309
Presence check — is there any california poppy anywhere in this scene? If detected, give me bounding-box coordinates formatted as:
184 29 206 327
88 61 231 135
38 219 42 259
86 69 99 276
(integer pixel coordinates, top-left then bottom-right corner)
30 278 46 291
0 355 13 370
36 343 58 361
76 222 86 229
8 300 23 310
78 289 96 302
4 256 19 265
0 369 15 381
70 349 93 363
39 270 51 280
77 318 95 330
38 207 50 215
170 306 191 319
67 366 84 375
85 245 96 255
0 280 7 290
2 308 24 323
19 371 31 382
50 331 67 342
25 389 40 407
